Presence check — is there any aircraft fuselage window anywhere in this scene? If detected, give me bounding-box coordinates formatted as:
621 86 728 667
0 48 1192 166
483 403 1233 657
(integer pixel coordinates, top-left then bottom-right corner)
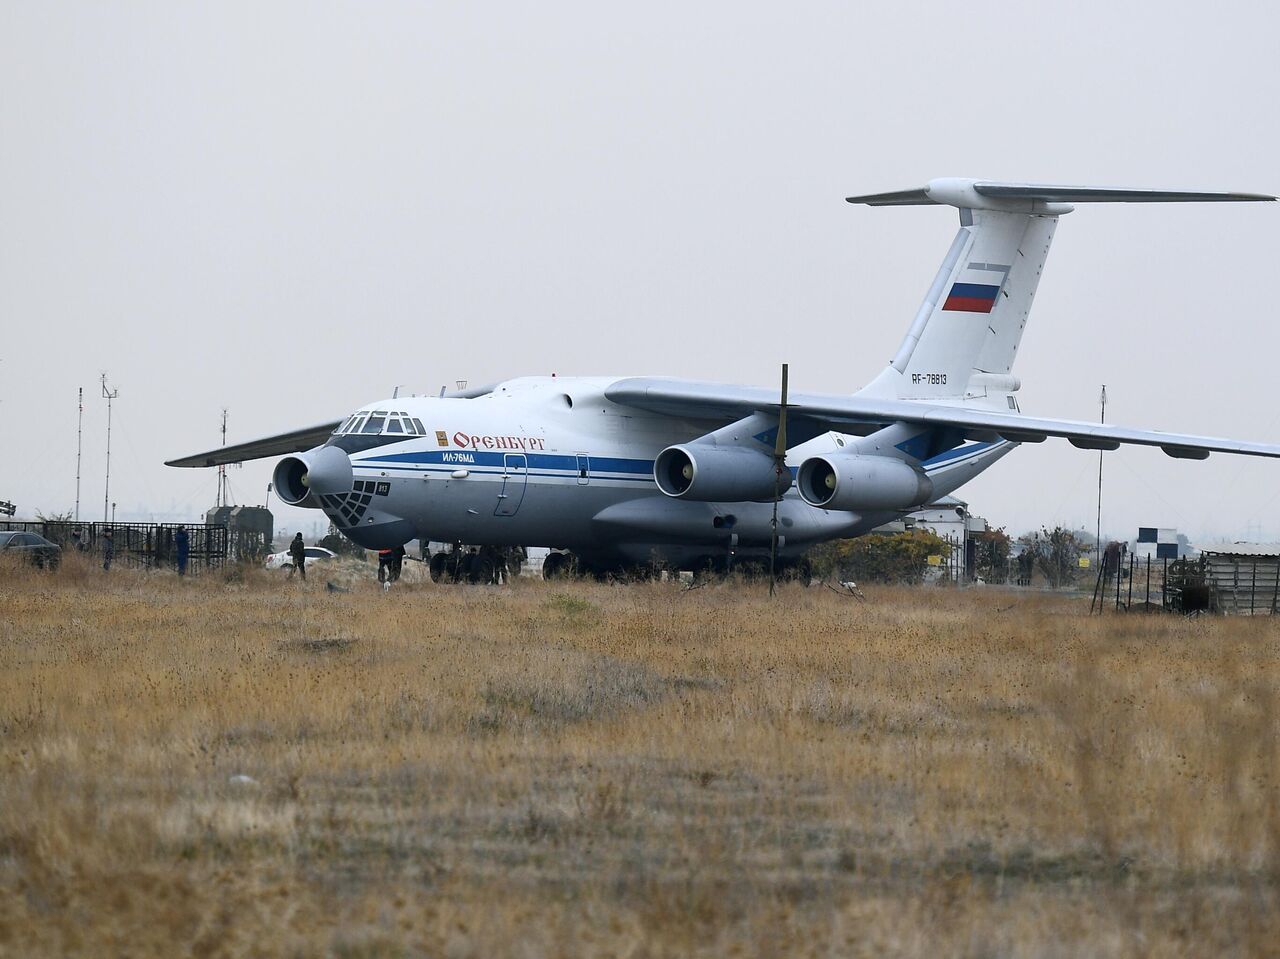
363 416 385 434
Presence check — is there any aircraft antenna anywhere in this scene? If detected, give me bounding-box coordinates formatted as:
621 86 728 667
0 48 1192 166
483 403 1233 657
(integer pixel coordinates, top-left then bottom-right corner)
101 374 118 523
769 363 789 597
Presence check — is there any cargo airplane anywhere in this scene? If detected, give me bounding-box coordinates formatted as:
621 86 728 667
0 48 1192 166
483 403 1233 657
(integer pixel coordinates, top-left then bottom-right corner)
169 179 1278 578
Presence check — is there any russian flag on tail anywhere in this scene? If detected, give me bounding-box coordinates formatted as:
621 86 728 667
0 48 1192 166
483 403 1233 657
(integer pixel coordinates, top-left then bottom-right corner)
942 282 1000 313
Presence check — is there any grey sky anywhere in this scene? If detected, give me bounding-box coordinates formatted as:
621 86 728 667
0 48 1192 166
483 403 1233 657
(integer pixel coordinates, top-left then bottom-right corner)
2 2 1278 543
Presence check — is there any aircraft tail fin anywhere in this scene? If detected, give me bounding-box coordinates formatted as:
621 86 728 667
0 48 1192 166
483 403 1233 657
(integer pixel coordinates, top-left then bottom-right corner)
851 178 1273 403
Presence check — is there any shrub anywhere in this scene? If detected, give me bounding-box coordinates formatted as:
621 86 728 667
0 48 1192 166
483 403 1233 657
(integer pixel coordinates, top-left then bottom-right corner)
813 529 952 584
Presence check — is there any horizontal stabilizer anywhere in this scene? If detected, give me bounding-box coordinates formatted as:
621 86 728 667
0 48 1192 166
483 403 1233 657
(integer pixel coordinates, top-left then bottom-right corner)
973 183 1276 203
848 178 1275 211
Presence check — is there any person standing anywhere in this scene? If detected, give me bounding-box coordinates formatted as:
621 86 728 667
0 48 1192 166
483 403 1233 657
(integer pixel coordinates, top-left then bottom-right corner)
174 525 190 577
289 532 306 581
390 543 406 582
102 528 114 572
377 548 393 584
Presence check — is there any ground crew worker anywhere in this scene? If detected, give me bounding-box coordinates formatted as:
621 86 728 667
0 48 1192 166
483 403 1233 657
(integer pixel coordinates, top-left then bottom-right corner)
390 543 406 582
289 532 306 580
102 529 114 571
174 525 190 576
377 548 393 583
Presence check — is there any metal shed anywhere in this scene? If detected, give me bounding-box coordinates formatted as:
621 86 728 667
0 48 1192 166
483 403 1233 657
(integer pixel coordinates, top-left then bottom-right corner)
1196 543 1280 616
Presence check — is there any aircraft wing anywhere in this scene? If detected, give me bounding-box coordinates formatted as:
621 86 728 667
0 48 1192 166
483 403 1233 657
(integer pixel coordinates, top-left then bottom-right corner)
604 378 1280 460
165 420 342 468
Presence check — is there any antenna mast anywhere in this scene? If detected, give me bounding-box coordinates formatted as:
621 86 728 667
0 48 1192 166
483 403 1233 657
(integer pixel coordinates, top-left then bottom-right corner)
101 374 118 523
75 387 83 522
1095 384 1106 570
216 409 229 507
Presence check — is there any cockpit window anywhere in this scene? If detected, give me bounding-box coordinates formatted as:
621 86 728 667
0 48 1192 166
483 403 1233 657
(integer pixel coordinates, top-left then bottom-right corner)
334 410 422 437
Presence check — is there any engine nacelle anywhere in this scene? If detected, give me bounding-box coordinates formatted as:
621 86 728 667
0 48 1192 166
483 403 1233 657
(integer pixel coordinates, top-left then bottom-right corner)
654 444 789 502
797 453 933 511
272 445 354 507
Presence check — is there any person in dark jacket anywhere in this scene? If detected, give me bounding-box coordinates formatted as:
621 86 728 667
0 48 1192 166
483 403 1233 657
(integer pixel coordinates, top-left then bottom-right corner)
174 525 190 576
390 543 406 582
102 529 114 571
289 532 306 580
377 548 393 584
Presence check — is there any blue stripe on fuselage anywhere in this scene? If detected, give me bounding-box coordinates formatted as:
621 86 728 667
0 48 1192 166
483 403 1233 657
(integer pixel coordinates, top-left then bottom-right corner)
358 449 656 476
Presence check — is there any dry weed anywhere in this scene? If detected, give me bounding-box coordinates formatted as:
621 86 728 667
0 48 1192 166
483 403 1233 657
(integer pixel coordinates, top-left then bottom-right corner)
0 569 1277 956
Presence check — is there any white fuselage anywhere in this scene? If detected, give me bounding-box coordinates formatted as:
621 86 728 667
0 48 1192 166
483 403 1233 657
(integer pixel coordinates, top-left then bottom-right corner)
311 376 1012 568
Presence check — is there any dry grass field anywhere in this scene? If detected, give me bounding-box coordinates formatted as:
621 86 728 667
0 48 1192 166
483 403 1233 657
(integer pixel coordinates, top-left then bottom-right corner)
2 553 1278 957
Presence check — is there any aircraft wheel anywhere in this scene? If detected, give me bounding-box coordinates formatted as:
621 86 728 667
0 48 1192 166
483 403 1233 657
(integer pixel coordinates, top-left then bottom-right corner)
542 552 566 580
469 556 496 585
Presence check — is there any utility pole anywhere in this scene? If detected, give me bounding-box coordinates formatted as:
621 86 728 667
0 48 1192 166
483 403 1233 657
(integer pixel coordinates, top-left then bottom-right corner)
216 409 229 508
1095 384 1107 571
101 374 118 523
75 387 83 522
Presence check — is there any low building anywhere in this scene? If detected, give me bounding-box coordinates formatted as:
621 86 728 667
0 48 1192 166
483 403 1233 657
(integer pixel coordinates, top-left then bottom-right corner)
1193 543 1280 616
871 495 991 582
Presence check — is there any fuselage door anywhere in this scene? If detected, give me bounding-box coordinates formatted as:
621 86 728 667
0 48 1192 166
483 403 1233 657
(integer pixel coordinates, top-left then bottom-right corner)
495 453 529 516
576 454 590 486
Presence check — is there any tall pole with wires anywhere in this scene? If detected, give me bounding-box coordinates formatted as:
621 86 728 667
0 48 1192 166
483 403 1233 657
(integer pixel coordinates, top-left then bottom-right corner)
101 374 118 523
1096 384 1107 571
75 387 83 522
216 409 229 508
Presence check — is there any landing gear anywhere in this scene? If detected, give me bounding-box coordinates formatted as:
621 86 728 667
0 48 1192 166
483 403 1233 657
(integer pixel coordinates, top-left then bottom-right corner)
468 554 496 585
542 551 572 580
428 545 525 585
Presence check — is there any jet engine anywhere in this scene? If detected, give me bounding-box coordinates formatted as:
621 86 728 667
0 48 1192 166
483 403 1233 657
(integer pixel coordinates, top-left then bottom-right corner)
796 453 933 511
654 444 789 502
272 445 354 507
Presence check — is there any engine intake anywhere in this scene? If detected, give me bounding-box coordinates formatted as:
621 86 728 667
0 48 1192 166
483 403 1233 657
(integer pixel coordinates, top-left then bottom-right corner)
797 453 933 511
272 446 354 507
654 445 789 502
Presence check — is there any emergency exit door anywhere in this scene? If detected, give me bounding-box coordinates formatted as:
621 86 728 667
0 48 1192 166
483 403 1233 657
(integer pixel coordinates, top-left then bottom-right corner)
495 453 528 516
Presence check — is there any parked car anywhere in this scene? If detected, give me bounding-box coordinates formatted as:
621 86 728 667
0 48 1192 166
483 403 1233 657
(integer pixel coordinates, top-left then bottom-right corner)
0 531 62 569
264 545 336 570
